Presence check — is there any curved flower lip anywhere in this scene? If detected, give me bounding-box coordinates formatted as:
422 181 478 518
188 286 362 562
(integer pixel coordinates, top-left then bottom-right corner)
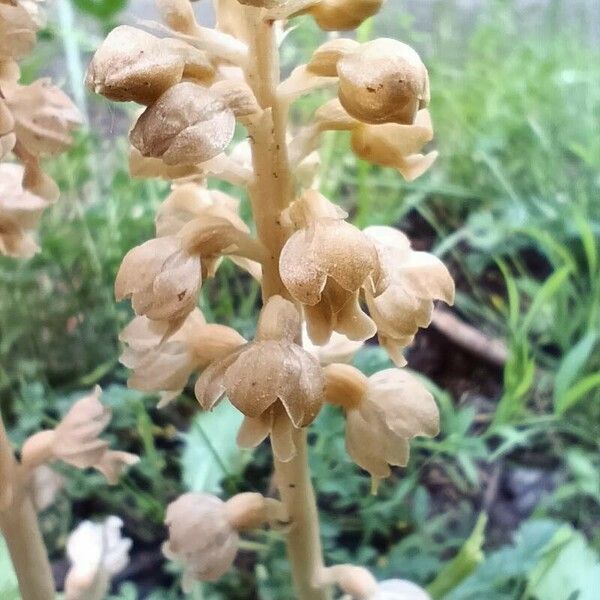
129 82 236 167
337 38 429 125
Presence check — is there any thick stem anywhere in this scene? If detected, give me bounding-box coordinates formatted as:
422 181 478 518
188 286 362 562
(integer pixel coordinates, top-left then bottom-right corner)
0 418 55 600
239 7 330 599
274 430 329 600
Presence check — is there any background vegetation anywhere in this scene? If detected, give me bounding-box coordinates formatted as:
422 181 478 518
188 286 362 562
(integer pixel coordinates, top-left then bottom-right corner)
1 0 599 598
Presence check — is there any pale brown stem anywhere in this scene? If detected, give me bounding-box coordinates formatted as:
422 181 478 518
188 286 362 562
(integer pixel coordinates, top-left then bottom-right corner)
0 417 55 600
240 7 329 599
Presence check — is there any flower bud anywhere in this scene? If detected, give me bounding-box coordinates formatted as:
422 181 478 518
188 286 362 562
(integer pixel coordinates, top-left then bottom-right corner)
337 38 429 125
85 26 214 105
307 38 359 76
115 235 202 322
210 79 261 118
130 82 235 166
307 0 384 32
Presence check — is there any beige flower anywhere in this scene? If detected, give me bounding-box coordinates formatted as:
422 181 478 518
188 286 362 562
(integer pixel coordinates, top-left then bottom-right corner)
85 25 214 105
164 493 239 588
351 110 438 181
64 516 131 600
20 386 139 484
195 296 324 461
156 0 199 35
279 190 379 344
304 0 384 32
0 162 52 258
120 309 245 407
129 82 235 166
337 38 429 125
364 226 454 366
0 1 37 60
115 235 202 322
4 78 81 156
31 465 64 512
324 364 439 490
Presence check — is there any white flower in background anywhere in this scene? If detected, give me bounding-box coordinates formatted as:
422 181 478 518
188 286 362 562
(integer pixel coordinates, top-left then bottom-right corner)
64 516 131 600
368 579 432 600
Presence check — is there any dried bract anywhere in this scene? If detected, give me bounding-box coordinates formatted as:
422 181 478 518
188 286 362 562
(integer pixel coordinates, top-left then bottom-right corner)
364 226 454 366
129 82 235 166
324 365 439 490
337 38 429 125
195 296 324 461
280 190 378 344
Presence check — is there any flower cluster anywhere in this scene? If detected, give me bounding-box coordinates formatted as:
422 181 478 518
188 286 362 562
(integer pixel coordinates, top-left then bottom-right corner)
0 0 80 257
85 0 457 595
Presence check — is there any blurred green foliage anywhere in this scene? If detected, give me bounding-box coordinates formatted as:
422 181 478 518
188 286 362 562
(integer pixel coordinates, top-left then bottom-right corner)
1 0 599 598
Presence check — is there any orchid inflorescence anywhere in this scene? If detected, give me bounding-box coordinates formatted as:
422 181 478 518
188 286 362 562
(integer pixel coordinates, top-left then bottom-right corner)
84 0 454 596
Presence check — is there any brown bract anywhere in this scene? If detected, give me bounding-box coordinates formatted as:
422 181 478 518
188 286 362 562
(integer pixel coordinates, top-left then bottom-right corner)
164 493 239 588
195 296 324 461
337 38 429 125
279 190 379 344
120 309 245 407
0 162 52 257
130 82 235 166
303 0 383 31
351 109 438 181
85 26 214 105
4 78 81 156
364 226 455 366
324 365 439 490
115 236 202 322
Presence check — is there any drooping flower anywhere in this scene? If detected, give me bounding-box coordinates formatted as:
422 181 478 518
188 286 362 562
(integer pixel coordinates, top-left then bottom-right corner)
20 386 139 484
3 78 81 156
302 324 363 366
85 25 214 105
115 236 202 322
195 296 324 461
0 162 53 258
120 308 245 407
129 82 235 166
64 516 131 600
31 465 64 512
279 190 379 344
337 38 429 125
364 226 454 366
164 491 285 591
0 0 37 60
323 364 439 490
351 110 438 182
306 38 360 76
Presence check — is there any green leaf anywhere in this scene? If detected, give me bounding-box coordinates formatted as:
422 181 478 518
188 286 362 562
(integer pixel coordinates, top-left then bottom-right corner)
554 331 598 414
182 402 250 495
428 513 487 599
556 372 600 415
527 524 600 600
0 536 19 600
